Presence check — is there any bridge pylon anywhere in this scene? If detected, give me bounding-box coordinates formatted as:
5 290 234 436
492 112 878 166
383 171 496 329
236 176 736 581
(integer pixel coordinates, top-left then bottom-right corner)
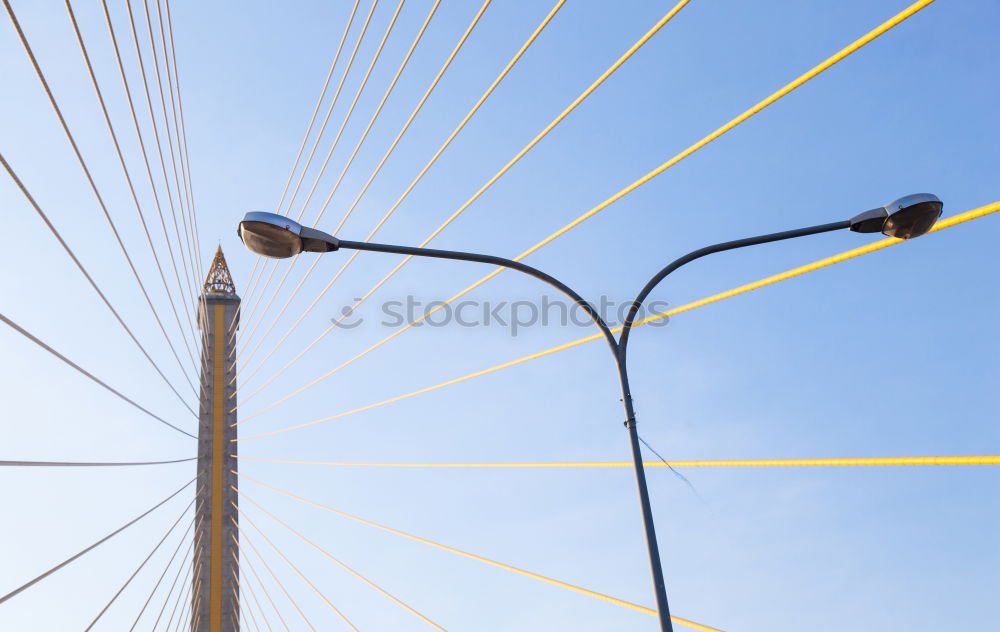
194 247 240 631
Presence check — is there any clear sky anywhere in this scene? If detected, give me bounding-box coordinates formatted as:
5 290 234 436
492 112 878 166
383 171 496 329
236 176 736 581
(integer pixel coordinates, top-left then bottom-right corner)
1 0 997 630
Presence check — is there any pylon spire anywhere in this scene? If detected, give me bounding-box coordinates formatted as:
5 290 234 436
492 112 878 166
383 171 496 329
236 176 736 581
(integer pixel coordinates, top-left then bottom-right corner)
203 246 236 295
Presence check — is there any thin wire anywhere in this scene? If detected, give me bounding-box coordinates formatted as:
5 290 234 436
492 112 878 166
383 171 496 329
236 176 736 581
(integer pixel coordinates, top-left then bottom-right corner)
232 0 493 400
147 0 197 291
234 502 359 631
159 0 211 380
190 561 205 632
236 0 384 350
233 517 317 631
228 257 262 334
275 0 363 214
304 0 678 316
157 0 203 282
84 498 195 630
234 0 935 417
127 516 197 631
233 455 1000 467
122 0 201 331
233 532 291 632
236 472 719 631
64 0 199 385
232 261 281 349
138 0 200 299
231 569 259 632
234 200 998 437
232 550 271 632
0 312 195 439
0 457 195 467
172 579 196 632
1 5 196 411
151 520 200 630
237 488 446 630
282 0 381 219
1 154 196 418
239 0 363 340
0 478 194 605
147 0 212 369
161 550 194 631
99 0 201 350
293 0 406 224
235 0 557 392
234 0 419 368
231 0 442 372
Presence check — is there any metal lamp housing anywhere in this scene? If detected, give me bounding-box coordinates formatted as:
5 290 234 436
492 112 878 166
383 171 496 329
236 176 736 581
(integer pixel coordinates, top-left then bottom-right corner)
882 193 943 239
238 212 304 258
849 193 943 240
238 212 339 258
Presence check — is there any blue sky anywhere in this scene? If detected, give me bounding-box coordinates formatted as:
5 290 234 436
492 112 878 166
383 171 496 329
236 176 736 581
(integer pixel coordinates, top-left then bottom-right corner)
1 0 997 630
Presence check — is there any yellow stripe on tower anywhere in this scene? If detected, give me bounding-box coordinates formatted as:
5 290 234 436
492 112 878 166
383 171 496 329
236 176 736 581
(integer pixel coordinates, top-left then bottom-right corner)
211 304 224 631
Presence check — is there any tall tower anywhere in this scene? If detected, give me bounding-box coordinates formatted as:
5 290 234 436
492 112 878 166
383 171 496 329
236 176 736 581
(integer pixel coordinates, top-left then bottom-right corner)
194 247 240 631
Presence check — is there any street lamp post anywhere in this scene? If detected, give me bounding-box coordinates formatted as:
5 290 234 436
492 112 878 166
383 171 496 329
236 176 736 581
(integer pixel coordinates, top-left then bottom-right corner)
237 193 942 632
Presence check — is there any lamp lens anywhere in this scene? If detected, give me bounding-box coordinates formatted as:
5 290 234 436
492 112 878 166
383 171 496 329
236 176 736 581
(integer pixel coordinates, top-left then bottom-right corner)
239 221 302 258
883 200 943 239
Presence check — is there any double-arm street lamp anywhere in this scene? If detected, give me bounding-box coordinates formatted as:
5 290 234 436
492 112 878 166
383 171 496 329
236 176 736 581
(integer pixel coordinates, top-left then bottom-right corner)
237 193 942 631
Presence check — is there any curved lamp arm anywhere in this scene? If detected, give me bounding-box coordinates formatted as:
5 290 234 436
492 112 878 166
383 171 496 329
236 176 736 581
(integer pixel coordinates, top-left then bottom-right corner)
617 220 852 362
335 239 621 355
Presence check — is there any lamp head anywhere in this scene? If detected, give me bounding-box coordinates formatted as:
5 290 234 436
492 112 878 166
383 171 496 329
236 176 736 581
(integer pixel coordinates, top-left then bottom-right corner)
238 212 338 258
849 193 942 239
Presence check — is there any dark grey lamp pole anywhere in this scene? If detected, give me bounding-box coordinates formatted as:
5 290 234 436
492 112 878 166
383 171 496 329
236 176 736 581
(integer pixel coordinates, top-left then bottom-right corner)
237 192 941 632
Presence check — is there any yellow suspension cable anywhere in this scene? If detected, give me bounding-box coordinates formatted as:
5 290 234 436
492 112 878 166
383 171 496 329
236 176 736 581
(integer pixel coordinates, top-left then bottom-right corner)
239 0 363 338
238 0 404 356
296 0 407 225
233 0 443 381
233 0 686 409
231 0 493 402
275 0 363 214
234 504 359 631
236 472 720 631
237 488 447 630
234 455 1000 468
239 0 383 349
233 200 998 437
282 0 381 220
234 0 936 420
232 517 317 631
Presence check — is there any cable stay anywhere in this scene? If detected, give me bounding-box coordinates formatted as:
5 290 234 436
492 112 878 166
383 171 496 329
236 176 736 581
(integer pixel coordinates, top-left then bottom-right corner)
233 455 1000 468
233 532 293 632
231 550 270 632
0 478 194 605
0 457 195 467
238 0 385 349
238 488 447 630
232 0 443 373
64 0 200 386
237 472 720 631
0 312 196 439
84 497 196 630
234 503 360 631
233 0 927 415
233 201 997 436
234 517 318 631
127 515 198 631
233 0 559 392
98 0 202 350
